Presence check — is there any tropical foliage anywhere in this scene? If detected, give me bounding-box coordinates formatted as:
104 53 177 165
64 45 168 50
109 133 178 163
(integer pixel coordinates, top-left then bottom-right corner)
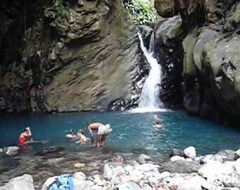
123 0 157 25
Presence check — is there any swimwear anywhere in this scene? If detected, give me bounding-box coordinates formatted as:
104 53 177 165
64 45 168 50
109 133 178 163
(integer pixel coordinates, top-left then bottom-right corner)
18 136 27 146
97 124 112 135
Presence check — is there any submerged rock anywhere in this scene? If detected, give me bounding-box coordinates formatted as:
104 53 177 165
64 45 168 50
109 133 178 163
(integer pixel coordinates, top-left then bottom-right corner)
0 155 20 174
35 146 65 157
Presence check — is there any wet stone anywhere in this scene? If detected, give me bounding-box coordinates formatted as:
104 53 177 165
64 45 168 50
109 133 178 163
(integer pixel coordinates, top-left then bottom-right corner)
35 146 65 157
0 155 20 174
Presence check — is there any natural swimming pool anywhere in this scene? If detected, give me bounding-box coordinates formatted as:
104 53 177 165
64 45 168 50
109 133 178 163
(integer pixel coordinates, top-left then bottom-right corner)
1 109 240 156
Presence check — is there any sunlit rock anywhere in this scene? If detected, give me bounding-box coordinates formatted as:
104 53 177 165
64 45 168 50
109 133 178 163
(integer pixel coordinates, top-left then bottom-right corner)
2 174 34 190
184 146 196 159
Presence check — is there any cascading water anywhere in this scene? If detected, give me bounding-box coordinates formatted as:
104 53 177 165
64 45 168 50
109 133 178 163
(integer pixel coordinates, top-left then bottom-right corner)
137 31 163 110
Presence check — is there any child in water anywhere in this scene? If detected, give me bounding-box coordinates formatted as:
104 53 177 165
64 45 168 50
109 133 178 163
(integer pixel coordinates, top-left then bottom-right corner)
76 129 87 144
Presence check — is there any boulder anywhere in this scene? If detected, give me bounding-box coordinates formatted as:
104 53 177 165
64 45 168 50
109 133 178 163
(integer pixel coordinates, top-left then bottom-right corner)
198 161 234 180
170 156 185 162
203 35 240 117
184 146 196 159
154 0 175 18
182 29 198 77
112 166 125 177
155 15 182 46
103 164 113 180
177 180 202 190
5 146 19 156
200 154 223 164
216 150 237 162
136 154 152 164
161 160 201 173
193 29 219 71
72 172 86 181
73 180 94 190
3 174 34 190
117 181 142 190
169 148 184 157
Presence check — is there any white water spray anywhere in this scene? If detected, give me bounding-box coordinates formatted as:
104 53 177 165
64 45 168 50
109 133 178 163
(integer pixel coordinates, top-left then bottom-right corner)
137 31 163 110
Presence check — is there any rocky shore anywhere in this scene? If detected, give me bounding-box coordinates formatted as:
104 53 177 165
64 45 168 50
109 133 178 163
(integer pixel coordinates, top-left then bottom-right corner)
1 146 240 190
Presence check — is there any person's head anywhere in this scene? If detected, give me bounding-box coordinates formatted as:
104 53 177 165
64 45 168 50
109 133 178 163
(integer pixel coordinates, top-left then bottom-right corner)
67 129 73 134
78 129 84 134
22 127 29 133
21 128 30 136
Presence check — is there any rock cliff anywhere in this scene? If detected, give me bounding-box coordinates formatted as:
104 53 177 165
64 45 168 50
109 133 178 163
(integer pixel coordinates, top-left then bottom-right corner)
0 0 147 113
154 0 240 122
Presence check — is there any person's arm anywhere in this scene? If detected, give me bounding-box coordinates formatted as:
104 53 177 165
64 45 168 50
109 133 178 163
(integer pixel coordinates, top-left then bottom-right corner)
88 125 94 144
26 127 32 136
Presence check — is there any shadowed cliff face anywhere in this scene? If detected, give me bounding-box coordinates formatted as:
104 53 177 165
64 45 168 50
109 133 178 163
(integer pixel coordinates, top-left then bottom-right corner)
154 0 240 122
0 0 48 113
0 0 145 113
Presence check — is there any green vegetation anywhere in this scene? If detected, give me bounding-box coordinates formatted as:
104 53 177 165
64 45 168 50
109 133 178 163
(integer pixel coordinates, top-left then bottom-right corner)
44 0 70 34
123 0 157 25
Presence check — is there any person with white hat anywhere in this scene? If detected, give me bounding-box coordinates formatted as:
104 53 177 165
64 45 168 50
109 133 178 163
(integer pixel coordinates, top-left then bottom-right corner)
87 123 112 149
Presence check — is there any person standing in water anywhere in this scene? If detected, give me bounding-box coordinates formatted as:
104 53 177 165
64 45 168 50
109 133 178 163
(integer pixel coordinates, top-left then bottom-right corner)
87 123 112 149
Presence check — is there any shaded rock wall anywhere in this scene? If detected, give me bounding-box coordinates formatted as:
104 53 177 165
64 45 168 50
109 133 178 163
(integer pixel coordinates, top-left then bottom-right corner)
155 0 240 122
0 0 145 113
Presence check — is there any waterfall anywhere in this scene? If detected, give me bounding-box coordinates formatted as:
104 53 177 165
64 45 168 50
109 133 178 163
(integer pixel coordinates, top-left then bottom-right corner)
137 31 163 109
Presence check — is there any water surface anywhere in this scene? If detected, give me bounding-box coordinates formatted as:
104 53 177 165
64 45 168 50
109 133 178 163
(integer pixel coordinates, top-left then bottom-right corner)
0 110 239 156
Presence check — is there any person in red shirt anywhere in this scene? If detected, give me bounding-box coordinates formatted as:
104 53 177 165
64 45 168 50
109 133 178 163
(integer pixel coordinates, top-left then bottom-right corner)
18 127 33 147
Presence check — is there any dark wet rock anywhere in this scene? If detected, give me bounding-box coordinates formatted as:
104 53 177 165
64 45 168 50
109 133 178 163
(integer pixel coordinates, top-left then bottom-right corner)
169 148 184 158
153 16 184 107
154 0 175 18
160 160 201 173
35 146 65 157
152 0 240 120
108 98 127 111
0 155 20 174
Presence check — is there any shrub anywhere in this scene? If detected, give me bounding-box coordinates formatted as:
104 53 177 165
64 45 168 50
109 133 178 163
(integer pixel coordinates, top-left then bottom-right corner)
123 0 157 25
